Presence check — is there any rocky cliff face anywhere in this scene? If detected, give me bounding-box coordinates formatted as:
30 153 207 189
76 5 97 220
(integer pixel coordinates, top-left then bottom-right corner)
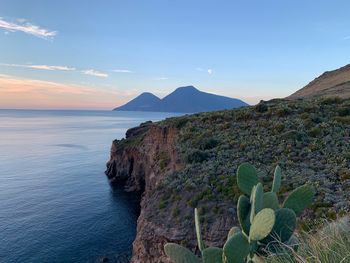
106 124 181 262
106 122 236 262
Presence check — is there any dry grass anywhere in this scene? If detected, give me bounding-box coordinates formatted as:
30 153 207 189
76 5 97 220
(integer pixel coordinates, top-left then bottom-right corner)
265 217 350 263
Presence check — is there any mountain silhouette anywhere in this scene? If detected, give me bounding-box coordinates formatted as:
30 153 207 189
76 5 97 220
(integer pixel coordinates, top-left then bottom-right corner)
113 86 248 113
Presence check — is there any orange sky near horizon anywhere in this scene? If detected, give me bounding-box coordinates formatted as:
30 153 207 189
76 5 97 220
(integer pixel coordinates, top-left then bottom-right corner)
0 74 136 109
0 74 289 109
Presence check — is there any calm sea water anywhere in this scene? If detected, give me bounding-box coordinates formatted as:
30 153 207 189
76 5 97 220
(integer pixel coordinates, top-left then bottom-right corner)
0 110 179 263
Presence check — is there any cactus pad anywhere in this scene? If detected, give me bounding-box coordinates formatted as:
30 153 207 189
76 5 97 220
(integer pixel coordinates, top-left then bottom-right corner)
164 243 201 263
202 247 223 263
237 195 251 236
272 165 282 193
283 185 314 216
249 208 275 241
263 192 279 210
250 183 264 223
194 208 205 251
237 163 260 195
264 208 297 243
227 226 240 240
223 231 250 263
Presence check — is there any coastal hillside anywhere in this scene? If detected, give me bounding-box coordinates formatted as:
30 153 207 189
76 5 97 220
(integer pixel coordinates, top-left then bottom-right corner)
113 86 248 113
289 64 350 99
106 97 350 262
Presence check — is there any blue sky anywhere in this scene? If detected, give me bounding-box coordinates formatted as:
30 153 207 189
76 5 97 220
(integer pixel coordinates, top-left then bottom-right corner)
0 0 350 109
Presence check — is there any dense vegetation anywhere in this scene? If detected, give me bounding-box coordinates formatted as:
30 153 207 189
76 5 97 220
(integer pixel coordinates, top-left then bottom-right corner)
152 97 349 231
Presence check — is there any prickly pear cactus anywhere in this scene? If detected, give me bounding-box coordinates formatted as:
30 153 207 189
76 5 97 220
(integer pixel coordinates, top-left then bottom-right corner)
195 208 205 252
249 208 275 241
271 165 282 193
237 195 251 235
202 247 223 263
164 243 201 263
164 163 315 263
283 185 315 216
223 231 250 263
237 163 260 195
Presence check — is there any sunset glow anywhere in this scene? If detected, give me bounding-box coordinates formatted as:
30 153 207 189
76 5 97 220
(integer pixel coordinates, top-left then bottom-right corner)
1 1 350 109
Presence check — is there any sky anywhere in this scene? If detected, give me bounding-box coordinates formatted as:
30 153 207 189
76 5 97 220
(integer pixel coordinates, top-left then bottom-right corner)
0 0 350 109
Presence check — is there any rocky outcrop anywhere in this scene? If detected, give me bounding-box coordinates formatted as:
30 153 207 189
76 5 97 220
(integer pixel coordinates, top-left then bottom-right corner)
106 122 236 262
106 123 182 193
106 123 184 262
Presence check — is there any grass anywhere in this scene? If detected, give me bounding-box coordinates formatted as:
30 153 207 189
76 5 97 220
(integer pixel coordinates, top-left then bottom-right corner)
265 218 350 263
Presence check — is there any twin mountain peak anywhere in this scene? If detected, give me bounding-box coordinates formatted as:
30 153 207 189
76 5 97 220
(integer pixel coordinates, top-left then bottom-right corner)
113 86 248 113
114 64 350 113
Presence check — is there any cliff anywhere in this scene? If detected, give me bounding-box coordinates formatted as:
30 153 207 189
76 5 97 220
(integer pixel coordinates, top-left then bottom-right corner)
106 97 350 262
106 122 235 262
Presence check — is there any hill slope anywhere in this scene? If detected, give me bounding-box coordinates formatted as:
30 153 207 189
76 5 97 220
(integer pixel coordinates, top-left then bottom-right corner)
106 97 350 262
113 86 248 113
289 64 350 99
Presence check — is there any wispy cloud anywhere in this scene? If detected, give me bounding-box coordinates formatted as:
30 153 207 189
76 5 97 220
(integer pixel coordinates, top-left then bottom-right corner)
196 67 214 75
81 69 108 78
0 63 75 71
0 17 57 39
155 77 168 80
0 63 110 78
343 36 350 40
112 69 133 73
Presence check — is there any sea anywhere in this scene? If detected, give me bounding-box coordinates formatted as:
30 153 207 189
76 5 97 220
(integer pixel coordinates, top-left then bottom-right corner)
0 109 180 263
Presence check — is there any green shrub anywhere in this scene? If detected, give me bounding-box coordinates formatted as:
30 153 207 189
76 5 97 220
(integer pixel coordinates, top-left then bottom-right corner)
321 97 343 105
308 127 322 137
185 150 209 163
334 116 350 125
337 107 350 117
274 123 285 133
255 101 268 113
337 168 350 181
172 207 180 217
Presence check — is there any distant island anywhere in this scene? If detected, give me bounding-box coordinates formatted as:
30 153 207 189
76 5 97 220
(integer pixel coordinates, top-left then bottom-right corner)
113 86 248 113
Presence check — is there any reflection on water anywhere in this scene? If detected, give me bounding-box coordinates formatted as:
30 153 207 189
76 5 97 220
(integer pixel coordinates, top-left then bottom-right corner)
0 109 179 263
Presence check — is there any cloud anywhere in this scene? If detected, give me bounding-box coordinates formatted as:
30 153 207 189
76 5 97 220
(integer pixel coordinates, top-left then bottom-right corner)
0 63 75 71
1 63 110 78
29 65 76 71
0 17 57 39
81 69 108 78
155 77 168 80
112 69 133 73
196 67 214 75
343 36 350 40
